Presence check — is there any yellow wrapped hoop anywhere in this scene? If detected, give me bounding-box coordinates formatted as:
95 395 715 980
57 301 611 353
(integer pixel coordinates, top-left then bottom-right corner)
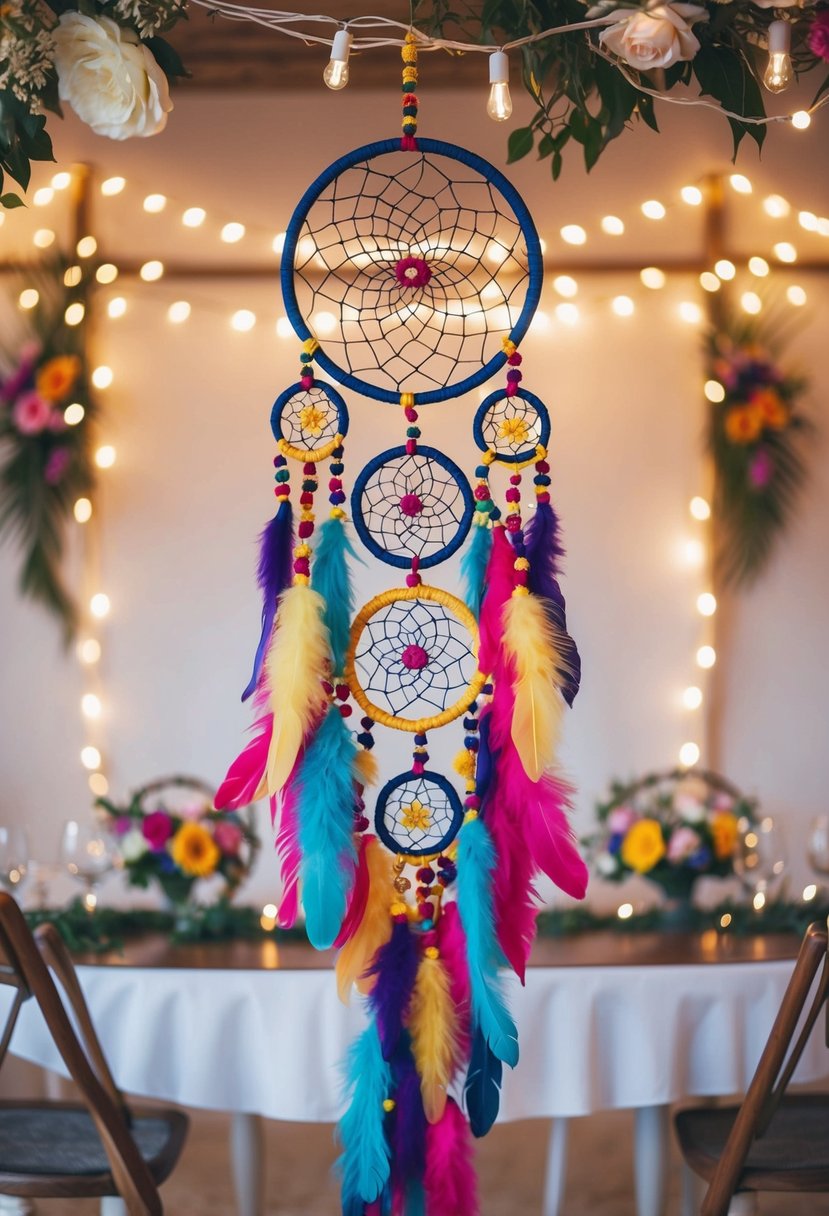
278 431 345 464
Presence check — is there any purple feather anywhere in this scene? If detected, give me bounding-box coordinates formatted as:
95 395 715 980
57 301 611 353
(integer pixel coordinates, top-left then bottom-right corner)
524 500 581 706
367 920 420 1061
241 500 294 702
391 1038 427 1185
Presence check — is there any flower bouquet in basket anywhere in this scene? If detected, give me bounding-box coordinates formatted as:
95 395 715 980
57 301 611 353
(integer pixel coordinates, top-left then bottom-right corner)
97 776 259 909
588 768 757 903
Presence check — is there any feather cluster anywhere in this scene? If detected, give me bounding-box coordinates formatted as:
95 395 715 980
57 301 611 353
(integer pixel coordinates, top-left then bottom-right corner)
368 919 420 1061
460 520 492 619
503 591 572 783
425 1098 478 1216
336 837 394 1002
241 500 294 703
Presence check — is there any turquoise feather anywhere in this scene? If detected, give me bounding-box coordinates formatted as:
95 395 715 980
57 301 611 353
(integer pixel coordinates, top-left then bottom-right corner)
457 815 519 1068
296 705 358 949
312 516 357 676
460 521 492 618
337 1022 392 1209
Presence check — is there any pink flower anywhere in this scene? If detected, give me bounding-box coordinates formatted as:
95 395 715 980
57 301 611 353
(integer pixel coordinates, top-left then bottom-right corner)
608 805 637 834
44 447 71 485
112 815 133 836
12 391 51 435
213 820 243 856
667 825 702 862
142 809 174 850
809 11 829 61
749 449 774 489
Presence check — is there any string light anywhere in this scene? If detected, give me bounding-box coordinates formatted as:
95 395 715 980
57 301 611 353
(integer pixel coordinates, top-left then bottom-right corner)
697 592 717 616
729 173 752 194
18 288 39 310
741 291 762 314
107 298 127 319
803 883 818 902
81 693 102 719
773 241 797 263
91 366 113 389
95 263 119 284
80 745 101 770
33 229 55 249
64 266 82 287
65 302 85 326
182 207 206 227
560 224 586 246
95 445 117 469
714 259 736 280
689 496 711 521
231 309 257 331
101 176 126 196
681 185 703 206
77 638 101 665
554 302 579 325
601 215 624 235
553 275 578 297
51 171 71 190
64 403 85 426
487 50 512 121
748 256 769 277
699 272 720 293
140 260 165 281
696 645 717 669
641 200 666 220
678 302 702 324
76 235 97 258
682 539 705 567
763 194 790 218
786 285 807 306
89 774 109 797
683 686 703 710
679 741 700 767
143 193 167 213
73 497 93 523
704 380 725 403
791 110 811 130
90 593 110 619
640 267 665 289
324 27 352 89
763 20 793 95
32 186 54 206
276 316 293 338
617 902 634 920
167 300 192 323
221 222 245 244
611 295 634 317
273 232 287 254
798 210 818 232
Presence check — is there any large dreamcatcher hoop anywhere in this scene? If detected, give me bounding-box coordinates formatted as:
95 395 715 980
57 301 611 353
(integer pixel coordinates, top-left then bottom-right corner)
270 379 349 463
281 138 543 405
374 770 463 858
351 444 474 569
345 584 486 733
473 387 551 465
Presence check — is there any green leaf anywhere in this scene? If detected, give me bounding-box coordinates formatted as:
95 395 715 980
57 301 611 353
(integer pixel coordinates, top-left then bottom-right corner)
637 93 659 133
507 125 535 163
693 46 766 158
144 35 189 80
551 150 563 180
811 71 829 108
0 192 25 208
537 131 554 158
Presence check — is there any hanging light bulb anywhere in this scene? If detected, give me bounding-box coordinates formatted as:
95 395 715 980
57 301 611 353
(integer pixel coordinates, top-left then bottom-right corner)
323 29 352 90
487 51 512 122
763 20 793 94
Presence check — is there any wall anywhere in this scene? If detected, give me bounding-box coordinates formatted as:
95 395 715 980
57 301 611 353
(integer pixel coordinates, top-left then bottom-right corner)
0 85 827 908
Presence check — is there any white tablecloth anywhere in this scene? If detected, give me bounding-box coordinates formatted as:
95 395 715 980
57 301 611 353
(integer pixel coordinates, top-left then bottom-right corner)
6 957 828 1120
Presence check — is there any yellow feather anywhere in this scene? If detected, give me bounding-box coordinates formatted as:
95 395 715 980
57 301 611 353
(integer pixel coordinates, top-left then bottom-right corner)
409 952 460 1125
504 592 572 781
354 747 379 789
265 585 331 795
336 838 393 1002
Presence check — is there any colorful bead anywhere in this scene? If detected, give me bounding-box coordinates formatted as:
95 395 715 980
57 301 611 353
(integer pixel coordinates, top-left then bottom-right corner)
414 733 428 746
508 352 523 366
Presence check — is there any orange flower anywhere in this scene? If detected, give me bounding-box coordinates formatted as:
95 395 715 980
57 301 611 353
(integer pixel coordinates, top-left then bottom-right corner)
36 355 81 403
751 388 789 431
170 822 220 877
724 404 764 445
621 818 666 874
711 811 739 860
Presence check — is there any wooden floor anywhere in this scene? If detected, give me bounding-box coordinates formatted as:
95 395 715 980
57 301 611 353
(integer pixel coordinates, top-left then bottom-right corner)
30 1106 829 1214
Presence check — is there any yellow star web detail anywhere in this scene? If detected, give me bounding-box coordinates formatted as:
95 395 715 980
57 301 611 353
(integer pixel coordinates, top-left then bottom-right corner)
401 799 431 831
498 415 530 445
299 404 328 437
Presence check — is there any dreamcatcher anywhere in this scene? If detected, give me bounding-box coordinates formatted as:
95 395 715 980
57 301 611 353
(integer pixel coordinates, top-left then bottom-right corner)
216 34 588 1216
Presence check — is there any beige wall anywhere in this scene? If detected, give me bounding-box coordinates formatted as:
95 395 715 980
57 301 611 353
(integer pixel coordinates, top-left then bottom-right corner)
0 87 827 909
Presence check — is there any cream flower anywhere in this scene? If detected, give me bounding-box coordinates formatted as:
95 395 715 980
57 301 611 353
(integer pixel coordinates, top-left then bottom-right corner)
53 13 172 141
599 3 708 70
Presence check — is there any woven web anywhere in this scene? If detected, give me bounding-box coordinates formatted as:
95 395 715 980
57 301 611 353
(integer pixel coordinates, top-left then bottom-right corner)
480 395 545 460
353 598 477 721
290 151 532 396
357 452 467 564
377 775 461 855
275 385 341 452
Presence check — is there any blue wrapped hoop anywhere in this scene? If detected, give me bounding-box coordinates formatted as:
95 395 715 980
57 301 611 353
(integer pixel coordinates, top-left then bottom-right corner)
351 444 474 569
375 770 464 858
281 139 544 405
270 380 349 463
473 387 551 465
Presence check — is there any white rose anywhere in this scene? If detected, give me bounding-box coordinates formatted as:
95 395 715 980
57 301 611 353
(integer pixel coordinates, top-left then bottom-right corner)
599 4 708 70
596 852 620 876
120 829 148 862
54 13 173 140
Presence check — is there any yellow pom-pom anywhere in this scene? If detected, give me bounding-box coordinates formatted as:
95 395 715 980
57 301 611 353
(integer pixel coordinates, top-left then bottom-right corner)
403 67 418 82
465 779 476 794
383 1098 396 1112
293 573 310 586
390 901 408 917
502 337 517 355
330 506 346 520
463 809 478 824
424 946 439 960
295 543 311 558
514 557 530 571
511 585 530 597
302 337 319 356
453 749 475 780
402 117 418 131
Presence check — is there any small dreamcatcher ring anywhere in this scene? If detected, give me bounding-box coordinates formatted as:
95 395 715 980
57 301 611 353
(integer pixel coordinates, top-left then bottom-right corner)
346 584 486 733
375 770 464 858
473 387 551 465
270 380 349 463
281 138 543 405
351 445 474 570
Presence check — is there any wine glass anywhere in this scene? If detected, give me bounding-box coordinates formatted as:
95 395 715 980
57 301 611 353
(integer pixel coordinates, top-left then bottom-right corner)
733 815 787 909
0 826 29 898
807 816 829 879
60 819 116 911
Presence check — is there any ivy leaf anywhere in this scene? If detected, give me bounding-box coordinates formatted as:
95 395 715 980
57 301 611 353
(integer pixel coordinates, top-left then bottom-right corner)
145 36 189 80
507 126 535 163
811 71 829 107
0 192 25 208
693 46 766 158
637 93 659 133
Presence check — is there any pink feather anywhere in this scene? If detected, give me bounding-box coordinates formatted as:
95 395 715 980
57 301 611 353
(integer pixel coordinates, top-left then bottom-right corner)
425 1098 478 1216
477 526 515 675
272 767 301 929
214 714 272 810
436 903 471 1068
333 833 372 949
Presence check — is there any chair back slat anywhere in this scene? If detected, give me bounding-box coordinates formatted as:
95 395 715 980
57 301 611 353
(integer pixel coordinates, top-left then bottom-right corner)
0 893 162 1215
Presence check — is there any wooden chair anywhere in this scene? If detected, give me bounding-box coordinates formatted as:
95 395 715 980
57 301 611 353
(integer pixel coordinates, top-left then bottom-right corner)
0 891 188 1214
675 918 829 1216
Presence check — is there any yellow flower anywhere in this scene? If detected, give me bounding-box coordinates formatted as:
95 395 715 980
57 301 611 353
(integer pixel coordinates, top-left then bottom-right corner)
621 818 666 874
171 822 220 877
751 388 789 431
299 404 327 437
401 799 431 831
36 355 81 403
498 415 530 445
724 404 764 445
711 811 739 860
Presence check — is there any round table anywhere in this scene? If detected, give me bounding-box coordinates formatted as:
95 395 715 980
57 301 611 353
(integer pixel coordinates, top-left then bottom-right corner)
6 930 825 1216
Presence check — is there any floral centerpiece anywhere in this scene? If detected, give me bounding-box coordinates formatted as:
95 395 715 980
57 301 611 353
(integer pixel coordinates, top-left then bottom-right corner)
97 776 260 909
0 267 96 638
588 768 756 902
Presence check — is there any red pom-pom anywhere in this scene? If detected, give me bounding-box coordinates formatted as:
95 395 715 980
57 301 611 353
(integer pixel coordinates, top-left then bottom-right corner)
298 520 314 539
507 352 523 366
